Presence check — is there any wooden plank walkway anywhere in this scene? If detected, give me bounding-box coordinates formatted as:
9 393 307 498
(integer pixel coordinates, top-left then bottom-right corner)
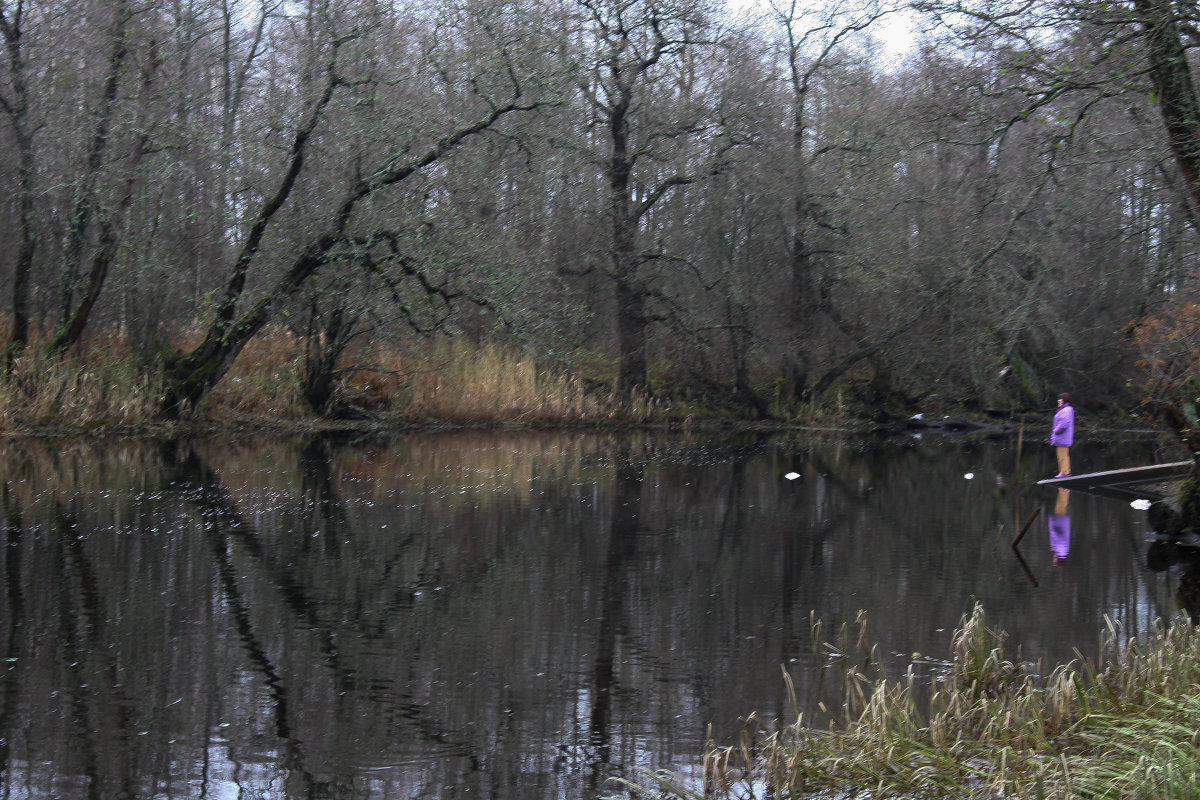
1036 461 1194 500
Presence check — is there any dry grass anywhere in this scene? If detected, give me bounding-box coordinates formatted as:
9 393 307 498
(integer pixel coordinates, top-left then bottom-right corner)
0 344 162 432
617 604 1200 800
0 329 667 431
198 331 309 422
383 338 661 425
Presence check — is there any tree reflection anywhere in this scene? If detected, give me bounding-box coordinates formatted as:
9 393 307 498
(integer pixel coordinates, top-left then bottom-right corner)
0 432 1168 799
588 442 643 788
1146 499 1200 625
0 484 23 791
169 444 341 797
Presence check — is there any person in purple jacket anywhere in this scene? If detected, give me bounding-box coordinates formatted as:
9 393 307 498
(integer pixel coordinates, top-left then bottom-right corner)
1049 392 1075 478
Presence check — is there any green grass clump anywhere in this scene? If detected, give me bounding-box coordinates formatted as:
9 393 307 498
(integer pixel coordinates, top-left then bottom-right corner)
618 604 1200 800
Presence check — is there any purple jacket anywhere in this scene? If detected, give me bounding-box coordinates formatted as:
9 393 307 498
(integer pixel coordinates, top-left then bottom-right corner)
1048 514 1071 560
1050 403 1074 447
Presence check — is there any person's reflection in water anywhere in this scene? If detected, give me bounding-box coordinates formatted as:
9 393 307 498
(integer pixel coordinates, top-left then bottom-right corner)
1048 488 1071 565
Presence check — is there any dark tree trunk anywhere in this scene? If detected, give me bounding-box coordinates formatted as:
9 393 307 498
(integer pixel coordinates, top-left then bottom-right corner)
784 235 816 401
1 5 36 367
55 0 130 328
608 84 649 394
615 278 647 394
157 88 536 417
1135 0 1200 231
45 106 152 356
301 298 360 417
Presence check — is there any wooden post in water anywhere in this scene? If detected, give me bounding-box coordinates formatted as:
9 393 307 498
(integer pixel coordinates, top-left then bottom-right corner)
1014 414 1025 545
1013 506 1041 548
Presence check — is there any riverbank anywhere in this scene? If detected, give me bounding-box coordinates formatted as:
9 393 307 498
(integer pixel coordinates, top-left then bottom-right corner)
623 603 1200 800
0 336 873 437
2 336 1153 440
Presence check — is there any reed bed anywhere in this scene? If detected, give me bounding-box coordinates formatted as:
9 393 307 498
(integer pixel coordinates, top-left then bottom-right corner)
392 339 660 425
0 347 163 431
618 604 1200 800
198 333 309 421
1 332 666 431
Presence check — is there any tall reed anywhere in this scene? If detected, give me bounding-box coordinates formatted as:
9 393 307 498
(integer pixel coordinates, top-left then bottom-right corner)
0 348 162 431
398 339 659 425
617 603 1200 800
199 331 308 421
0 331 666 431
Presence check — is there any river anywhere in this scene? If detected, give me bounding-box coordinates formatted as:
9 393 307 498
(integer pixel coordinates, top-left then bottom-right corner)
0 428 1183 798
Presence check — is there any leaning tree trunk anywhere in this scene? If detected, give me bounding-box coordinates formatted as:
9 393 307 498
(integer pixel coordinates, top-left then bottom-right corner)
157 88 538 417
1135 0 1200 232
55 0 131 331
161 244 331 415
44 30 155 357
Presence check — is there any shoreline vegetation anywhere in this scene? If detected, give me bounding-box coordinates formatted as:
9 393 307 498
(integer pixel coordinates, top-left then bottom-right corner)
2 330 1157 439
0 332 881 437
619 603 1200 800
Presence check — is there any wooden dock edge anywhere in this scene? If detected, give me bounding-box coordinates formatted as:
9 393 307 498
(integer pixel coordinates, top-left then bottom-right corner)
1036 460 1194 500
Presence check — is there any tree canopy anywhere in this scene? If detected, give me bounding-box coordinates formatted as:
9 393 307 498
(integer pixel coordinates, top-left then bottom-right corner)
2 0 1198 418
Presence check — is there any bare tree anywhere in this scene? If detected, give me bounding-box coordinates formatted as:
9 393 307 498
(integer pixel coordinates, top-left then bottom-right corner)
912 0 1200 229
159 0 555 414
570 0 743 393
769 0 894 401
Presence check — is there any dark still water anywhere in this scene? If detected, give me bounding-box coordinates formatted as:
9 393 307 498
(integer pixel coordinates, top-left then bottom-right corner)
0 429 1184 798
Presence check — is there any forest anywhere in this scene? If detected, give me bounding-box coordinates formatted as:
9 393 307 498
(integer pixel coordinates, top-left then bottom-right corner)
3 0 1200 425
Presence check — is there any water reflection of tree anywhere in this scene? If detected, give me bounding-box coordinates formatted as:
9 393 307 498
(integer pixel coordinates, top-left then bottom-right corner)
0 484 24 793
54 502 141 799
588 442 642 789
169 440 490 797
0 433 1164 798
0 435 858 795
300 436 347 557
1146 537 1200 625
0 441 188 797
169 444 342 797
